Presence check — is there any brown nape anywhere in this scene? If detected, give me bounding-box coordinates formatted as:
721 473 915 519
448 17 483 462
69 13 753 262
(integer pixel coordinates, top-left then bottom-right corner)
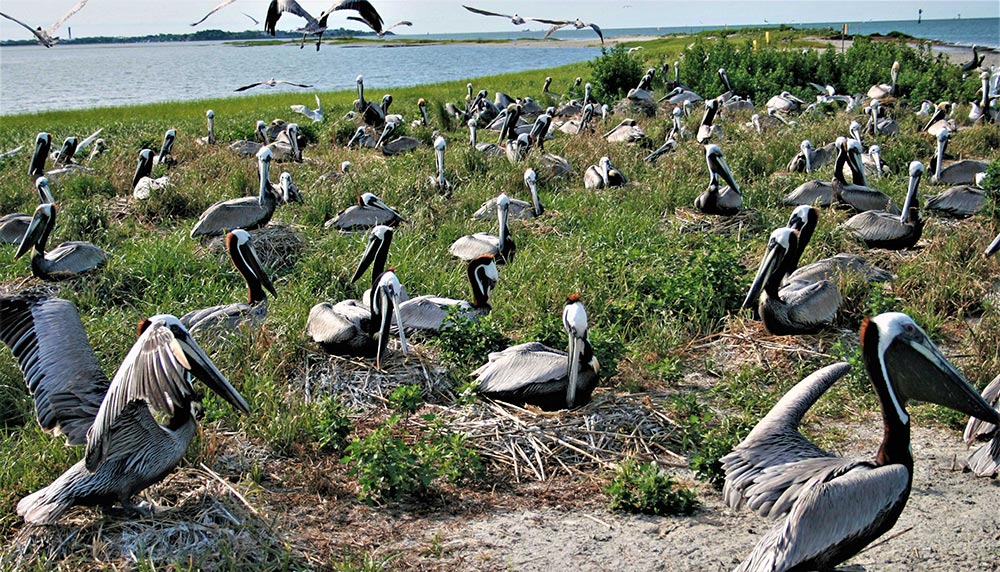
136 317 152 336
566 293 582 304
356 195 363 206
858 317 873 352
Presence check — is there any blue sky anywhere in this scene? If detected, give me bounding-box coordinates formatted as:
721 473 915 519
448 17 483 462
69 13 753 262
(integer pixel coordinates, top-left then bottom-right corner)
1 0 997 41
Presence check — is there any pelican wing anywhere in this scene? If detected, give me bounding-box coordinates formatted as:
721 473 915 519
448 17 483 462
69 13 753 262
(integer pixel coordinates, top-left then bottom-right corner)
843 210 909 243
787 254 893 284
781 279 842 330
328 0 383 34
0 294 109 445
0 11 48 44
542 23 569 40
397 296 466 331
462 5 513 19
783 181 833 206
925 185 985 218
76 129 103 152
966 435 1000 477
242 11 259 25
267 0 317 34
325 204 399 232
275 80 313 88
43 241 107 277
472 342 567 394
191 0 239 26
722 363 850 514
234 81 264 92
383 20 412 33
965 374 1000 444
180 302 253 334
307 300 369 345
191 196 272 238
586 22 604 43
736 464 908 572
472 197 533 220
449 233 500 261
49 0 88 33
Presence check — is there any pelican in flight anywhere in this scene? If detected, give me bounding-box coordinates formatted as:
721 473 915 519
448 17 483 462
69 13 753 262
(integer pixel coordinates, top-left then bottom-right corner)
473 169 541 220
695 144 742 215
181 229 276 335
722 313 999 571
964 373 1000 477
842 161 925 250
474 294 599 411
536 18 604 44
325 192 405 232
0 297 251 524
450 193 514 264
15 203 107 281
398 255 498 332
132 149 171 200
265 0 384 50
0 0 88 47
291 95 324 123
583 156 627 190
235 78 313 92
191 0 239 26
0 177 55 245
307 270 409 367
461 5 536 25
931 127 988 185
347 15 411 37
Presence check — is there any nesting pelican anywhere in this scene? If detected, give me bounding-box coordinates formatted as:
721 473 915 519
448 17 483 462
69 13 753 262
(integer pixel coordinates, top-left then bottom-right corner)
0 177 55 245
15 203 107 280
230 120 270 156
428 134 453 190
842 161 925 250
325 192 405 232
695 144 742 215
132 149 171 200
397 255 498 332
196 110 216 146
450 193 514 263
473 169 541 220
931 127 988 185
925 173 986 218
583 156 626 190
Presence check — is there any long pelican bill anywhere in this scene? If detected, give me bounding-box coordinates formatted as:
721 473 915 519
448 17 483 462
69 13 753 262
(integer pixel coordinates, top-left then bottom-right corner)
232 231 276 297
741 228 793 310
257 147 273 206
986 233 1000 257
496 194 510 254
899 161 923 224
29 132 50 177
14 204 50 258
351 225 391 284
434 139 447 188
167 319 251 414
710 148 740 194
374 272 408 369
132 149 153 188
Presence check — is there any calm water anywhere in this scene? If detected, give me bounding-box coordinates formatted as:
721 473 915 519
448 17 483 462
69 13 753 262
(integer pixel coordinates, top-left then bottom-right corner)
0 42 600 116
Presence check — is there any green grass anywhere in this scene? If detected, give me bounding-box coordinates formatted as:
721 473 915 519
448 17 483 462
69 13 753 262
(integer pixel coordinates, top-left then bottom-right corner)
1 29 999 569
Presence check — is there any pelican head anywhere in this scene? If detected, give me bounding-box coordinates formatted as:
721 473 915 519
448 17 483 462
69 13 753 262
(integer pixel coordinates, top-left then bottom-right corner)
933 127 950 182
227 229 276 302
563 293 597 409
352 224 394 285
279 171 301 203
347 126 367 148
255 120 269 143
543 77 552 91
899 161 924 224
433 135 448 188
54 136 78 165
890 60 900 83
132 148 154 188
29 132 52 177
524 168 541 216
35 177 54 204
849 119 863 144
15 203 56 259
159 129 176 159
372 270 409 369
574 77 582 87
705 144 740 194
256 147 273 206
360 192 404 222
742 227 798 312
598 156 612 186
496 192 511 254
800 140 814 172
869 145 883 173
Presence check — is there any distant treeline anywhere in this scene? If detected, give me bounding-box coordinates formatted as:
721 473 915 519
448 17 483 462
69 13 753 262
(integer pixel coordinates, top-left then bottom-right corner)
0 27 381 46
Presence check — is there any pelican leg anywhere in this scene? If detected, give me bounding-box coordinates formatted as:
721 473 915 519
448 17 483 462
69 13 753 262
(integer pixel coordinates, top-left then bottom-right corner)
315 32 323 51
299 33 308 49
103 500 153 519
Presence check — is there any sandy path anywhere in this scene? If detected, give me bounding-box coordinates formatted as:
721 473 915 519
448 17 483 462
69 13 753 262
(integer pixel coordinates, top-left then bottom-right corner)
430 424 1000 571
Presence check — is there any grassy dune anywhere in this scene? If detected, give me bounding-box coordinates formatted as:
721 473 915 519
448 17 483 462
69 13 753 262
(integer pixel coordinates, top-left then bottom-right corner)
0 29 998 569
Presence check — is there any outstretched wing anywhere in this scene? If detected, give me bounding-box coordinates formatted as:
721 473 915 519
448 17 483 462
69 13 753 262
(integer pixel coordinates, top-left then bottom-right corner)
266 0 317 35
542 23 568 40
462 5 512 19
76 128 103 152
49 0 88 33
241 11 259 25
275 80 314 88
0 11 50 45
191 0 240 26
586 22 603 43
234 81 263 92
329 0 383 34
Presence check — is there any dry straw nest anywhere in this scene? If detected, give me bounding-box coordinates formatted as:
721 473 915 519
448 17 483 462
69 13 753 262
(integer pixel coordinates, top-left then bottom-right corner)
200 222 306 273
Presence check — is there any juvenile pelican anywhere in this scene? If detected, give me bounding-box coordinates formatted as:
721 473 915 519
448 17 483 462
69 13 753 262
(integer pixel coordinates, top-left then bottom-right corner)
450 193 514 263
583 156 627 190
398 255 498 332
10 309 250 524
723 313 999 571
265 0 383 50
474 294 599 411
931 127 988 185
473 169 541 220
843 161 925 250
0 177 55 245
191 147 292 238
325 192 405 232
0 0 88 47
131 149 171 200
696 144 742 215
15 203 107 281
181 229 276 335
429 134 453 190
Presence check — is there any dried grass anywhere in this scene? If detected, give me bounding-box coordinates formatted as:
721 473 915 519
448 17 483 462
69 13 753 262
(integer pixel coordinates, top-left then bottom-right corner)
201 222 306 272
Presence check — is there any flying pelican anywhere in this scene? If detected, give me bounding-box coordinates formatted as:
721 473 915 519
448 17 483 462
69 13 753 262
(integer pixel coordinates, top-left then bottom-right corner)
473 169 541 220
931 127 988 185
347 15 411 37
468 118 503 157
842 161 925 250
695 144 742 215
191 0 239 26
742 227 841 335
291 95 324 123
461 5 537 25
0 0 88 47
583 156 627 190
867 60 900 99
964 373 1000 477
191 147 293 238
230 120 270 156
428 134 453 190
925 173 986 218
473 294 599 410
132 149 171 200
307 270 409 367
536 18 604 44
766 91 806 114
265 0 384 50
181 229 276 335
15 203 106 281
786 140 835 173
196 110 216 146
783 206 893 285
325 192 405 232
235 78 313 92
450 193 514 263
723 313 999 571
4 304 250 524
397 255 498 332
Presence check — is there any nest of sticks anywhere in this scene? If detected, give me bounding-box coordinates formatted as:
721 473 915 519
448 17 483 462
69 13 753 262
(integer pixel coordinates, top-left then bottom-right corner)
201 222 306 273
667 206 764 237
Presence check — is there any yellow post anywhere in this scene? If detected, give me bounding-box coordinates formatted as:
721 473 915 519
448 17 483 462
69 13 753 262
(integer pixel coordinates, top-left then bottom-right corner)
765 31 770 44
753 39 758 51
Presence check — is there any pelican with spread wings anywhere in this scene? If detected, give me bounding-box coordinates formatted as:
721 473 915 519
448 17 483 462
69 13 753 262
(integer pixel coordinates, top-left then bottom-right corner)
0 0 89 48
537 18 604 43
265 0 384 50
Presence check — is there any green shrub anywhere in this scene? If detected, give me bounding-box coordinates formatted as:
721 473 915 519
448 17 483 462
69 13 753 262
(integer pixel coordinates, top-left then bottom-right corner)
589 45 644 102
606 459 698 516
388 384 423 415
316 396 352 453
432 313 509 374
690 418 753 489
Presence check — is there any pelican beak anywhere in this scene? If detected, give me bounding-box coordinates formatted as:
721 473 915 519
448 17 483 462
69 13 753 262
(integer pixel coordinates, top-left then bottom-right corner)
435 145 446 187
257 153 271 206
29 133 50 177
566 332 582 408
497 199 510 256
710 152 740 195
986 234 1000 258
15 207 48 258
175 328 251 414
132 150 152 188
899 163 922 224
742 232 790 311
372 197 405 222
55 137 77 165
351 230 387 284
375 281 408 369
35 178 54 204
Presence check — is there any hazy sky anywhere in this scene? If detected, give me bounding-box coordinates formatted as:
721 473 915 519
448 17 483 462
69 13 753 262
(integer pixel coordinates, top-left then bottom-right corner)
0 0 997 41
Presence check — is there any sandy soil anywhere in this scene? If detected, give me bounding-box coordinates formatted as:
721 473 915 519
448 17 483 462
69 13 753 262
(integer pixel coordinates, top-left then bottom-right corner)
428 424 1000 571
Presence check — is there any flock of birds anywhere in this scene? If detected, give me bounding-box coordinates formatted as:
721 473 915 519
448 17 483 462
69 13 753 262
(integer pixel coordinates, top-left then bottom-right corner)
1 1 1000 571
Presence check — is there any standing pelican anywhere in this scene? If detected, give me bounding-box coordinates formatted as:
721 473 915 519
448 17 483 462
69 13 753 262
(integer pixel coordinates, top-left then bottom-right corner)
842 161 924 250
307 270 409 367
964 374 1000 477
867 60 900 99
265 0 384 50
429 134 453 190
473 294 599 410
181 229 276 335
191 147 291 238
0 0 88 47
132 149 171 200
9 309 250 524
925 173 986 218
473 169 541 220
397 255 498 332
15 203 107 280
450 193 514 263
696 144 742 215
583 156 626 190
325 192 405 232
723 313 999 571
931 127 988 185
196 110 216 146
0 177 55 245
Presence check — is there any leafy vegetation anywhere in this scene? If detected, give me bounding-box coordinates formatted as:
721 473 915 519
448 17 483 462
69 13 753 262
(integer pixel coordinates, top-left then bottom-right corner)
590 45 645 102
605 459 699 515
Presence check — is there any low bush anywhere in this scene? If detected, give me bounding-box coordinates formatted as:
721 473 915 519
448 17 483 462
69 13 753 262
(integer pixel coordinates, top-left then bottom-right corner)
606 459 699 516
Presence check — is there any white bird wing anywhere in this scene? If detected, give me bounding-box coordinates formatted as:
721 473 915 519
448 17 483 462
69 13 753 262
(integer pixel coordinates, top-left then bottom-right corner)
843 210 908 242
191 0 240 26
398 296 465 331
542 22 569 40
735 464 909 572
462 5 513 19
0 11 49 44
48 0 88 34
76 128 103 152
472 342 567 394
449 233 499 260
0 145 23 159
307 300 368 344
241 11 259 25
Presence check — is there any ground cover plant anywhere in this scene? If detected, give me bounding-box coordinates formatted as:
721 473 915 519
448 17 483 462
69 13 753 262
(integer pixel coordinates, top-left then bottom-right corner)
0 27 998 570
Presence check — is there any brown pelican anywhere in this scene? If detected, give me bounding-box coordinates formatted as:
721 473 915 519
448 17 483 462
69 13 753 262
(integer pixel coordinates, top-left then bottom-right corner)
784 205 893 285
195 110 216 146
346 125 376 148
842 161 924 250
235 78 313 92
603 119 646 144
376 122 420 156
695 144 742 215
643 137 677 164
865 99 898 136
191 147 292 238
325 192 405 232
429 134 453 190
265 0 383 50
0 0 88 47
972 71 997 125
267 123 302 162
348 224 409 307
783 137 853 207
931 128 988 185
132 149 171 200
537 18 604 43
695 98 722 144
962 45 987 71
10 309 249 524
410 98 429 127
348 16 411 37
583 156 625 190
504 133 531 163
149 129 177 168
28 132 52 178
0 177 55 245
742 227 841 335
659 86 703 106
836 139 897 212
307 270 409 367
450 193 514 263
867 60 900 99
291 94 324 123
787 140 836 174
473 169 541 220
747 110 797 133
355 76 388 126
541 152 572 179
398 255 498 332
964 373 1000 477
15 203 106 281
922 102 957 137
468 118 503 157
230 120 270 156
766 91 805 114
558 102 595 135
474 294 599 410
925 173 986 218
723 313 999 571
181 229 276 335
